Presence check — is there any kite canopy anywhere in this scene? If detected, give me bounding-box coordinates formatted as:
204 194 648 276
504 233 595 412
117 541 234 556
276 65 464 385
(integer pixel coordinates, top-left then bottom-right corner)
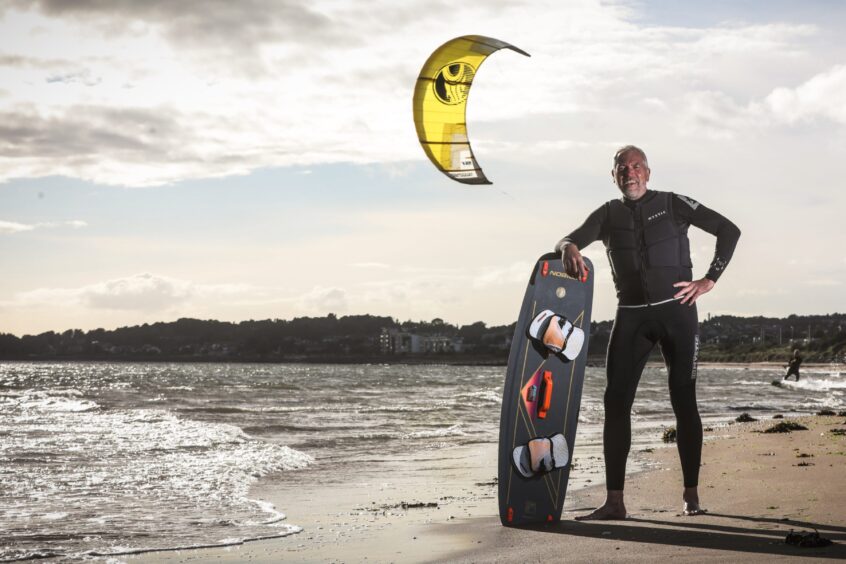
412 35 530 185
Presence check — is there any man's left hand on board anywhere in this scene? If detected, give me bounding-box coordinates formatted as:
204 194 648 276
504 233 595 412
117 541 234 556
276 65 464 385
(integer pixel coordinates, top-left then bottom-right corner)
673 278 715 305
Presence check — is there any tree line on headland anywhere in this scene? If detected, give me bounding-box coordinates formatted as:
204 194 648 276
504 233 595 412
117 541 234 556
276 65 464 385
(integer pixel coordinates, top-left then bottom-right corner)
1 313 844 365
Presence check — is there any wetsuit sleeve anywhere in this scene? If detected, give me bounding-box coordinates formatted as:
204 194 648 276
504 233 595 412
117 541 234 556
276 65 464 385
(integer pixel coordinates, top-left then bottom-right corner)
555 204 607 253
673 194 741 282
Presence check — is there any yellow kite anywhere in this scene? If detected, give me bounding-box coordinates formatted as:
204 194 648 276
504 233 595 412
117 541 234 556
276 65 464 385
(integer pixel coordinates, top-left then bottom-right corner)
413 35 530 185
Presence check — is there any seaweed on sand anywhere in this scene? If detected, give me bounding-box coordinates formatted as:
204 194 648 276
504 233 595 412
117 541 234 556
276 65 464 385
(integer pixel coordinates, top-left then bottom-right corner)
662 427 677 443
762 421 808 433
785 529 832 548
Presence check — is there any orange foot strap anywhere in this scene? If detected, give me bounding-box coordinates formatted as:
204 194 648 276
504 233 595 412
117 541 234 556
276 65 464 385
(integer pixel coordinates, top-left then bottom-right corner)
537 370 553 419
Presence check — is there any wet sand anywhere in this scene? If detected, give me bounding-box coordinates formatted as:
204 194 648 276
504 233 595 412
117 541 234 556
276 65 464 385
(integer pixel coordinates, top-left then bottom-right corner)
131 415 846 563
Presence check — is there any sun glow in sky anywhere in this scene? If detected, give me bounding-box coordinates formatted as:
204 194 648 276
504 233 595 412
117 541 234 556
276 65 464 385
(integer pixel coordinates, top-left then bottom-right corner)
1 0 845 336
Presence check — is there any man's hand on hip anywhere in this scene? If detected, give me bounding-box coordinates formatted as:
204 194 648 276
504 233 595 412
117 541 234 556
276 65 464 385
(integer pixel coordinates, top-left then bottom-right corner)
673 278 715 305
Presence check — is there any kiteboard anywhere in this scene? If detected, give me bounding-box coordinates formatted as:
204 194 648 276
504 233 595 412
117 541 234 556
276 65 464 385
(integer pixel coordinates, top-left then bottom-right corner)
498 253 594 526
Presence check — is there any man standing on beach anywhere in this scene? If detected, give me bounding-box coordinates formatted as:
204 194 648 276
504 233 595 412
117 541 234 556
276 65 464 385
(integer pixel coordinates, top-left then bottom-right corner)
557 146 740 519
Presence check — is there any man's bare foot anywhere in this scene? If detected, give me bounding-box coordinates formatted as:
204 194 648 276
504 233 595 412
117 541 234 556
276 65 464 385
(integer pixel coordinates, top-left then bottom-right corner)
576 490 627 520
682 501 706 516
682 487 707 516
576 503 627 520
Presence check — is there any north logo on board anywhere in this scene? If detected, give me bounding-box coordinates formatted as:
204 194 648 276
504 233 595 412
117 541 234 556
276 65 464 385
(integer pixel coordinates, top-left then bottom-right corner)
549 270 578 280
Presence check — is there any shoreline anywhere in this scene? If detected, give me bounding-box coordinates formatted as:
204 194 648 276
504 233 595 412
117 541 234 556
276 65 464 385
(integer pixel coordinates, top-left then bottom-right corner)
130 414 846 563
2 358 843 371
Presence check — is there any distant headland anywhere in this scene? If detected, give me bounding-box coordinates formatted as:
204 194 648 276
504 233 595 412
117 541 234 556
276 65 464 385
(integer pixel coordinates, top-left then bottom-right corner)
1 313 844 365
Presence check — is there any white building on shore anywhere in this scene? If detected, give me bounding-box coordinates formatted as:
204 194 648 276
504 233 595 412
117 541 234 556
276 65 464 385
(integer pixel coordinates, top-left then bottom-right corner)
379 329 462 354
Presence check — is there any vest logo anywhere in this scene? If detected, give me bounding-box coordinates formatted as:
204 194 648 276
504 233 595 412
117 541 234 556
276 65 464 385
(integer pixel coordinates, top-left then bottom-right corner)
677 194 700 210
647 210 667 222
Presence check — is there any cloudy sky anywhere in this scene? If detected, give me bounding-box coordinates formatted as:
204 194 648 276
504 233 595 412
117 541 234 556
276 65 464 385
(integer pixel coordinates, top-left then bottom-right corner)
1 0 845 336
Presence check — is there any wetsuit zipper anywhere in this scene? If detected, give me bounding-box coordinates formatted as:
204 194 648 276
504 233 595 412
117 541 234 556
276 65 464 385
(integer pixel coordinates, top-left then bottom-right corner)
633 202 651 303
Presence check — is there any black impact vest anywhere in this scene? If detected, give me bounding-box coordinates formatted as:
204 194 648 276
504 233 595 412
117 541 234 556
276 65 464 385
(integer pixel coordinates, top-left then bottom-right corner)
604 191 693 305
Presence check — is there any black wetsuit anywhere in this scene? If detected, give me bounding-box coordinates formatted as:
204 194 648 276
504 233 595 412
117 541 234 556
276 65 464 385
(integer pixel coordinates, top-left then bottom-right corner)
560 190 740 490
785 356 802 381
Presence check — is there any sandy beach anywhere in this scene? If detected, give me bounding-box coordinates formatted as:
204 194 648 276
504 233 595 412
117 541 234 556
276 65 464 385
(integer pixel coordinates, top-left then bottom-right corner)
129 413 846 563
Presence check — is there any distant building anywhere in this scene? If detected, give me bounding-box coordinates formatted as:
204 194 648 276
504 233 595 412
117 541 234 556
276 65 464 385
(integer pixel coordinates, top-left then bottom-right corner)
422 335 452 354
379 329 462 354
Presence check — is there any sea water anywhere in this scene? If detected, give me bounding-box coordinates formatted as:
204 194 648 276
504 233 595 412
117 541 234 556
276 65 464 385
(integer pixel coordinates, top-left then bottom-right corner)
1 361 843 560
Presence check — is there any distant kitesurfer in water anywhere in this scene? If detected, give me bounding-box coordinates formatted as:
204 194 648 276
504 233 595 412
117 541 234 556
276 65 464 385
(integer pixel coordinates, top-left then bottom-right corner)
784 349 802 381
556 146 741 520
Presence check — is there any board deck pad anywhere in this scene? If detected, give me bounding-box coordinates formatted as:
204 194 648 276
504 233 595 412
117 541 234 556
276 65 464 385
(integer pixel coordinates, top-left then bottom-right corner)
498 253 594 526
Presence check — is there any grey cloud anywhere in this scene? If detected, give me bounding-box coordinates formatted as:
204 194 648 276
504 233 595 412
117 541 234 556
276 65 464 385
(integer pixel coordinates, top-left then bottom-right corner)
11 274 269 314
300 286 347 313
329 0 452 35
80 273 192 311
0 103 308 185
0 53 74 69
1 105 188 161
6 0 504 72
10 0 346 58
45 70 102 86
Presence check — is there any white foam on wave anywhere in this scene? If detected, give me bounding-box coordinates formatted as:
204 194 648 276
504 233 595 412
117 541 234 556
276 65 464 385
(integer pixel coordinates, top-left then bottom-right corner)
1 388 99 412
779 377 846 392
402 423 466 439
259 405 331 413
455 389 502 405
247 499 287 525
735 379 765 386
1 391 313 560
359 405 442 413
83 528 304 559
